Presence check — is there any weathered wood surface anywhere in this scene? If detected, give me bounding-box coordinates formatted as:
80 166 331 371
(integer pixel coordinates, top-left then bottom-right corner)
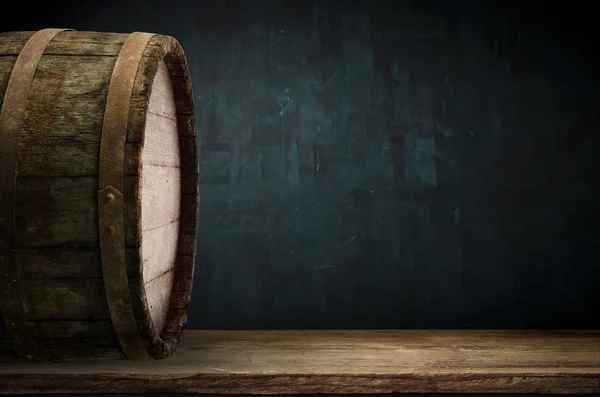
141 58 181 335
0 330 597 394
0 30 198 361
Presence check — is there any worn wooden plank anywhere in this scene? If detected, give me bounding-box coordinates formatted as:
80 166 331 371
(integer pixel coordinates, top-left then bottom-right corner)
179 136 198 174
177 113 197 137
0 32 34 55
19 141 142 177
160 308 188 340
15 176 97 248
44 32 127 56
24 54 114 133
3 320 116 347
165 60 188 78
125 35 166 144
0 337 123 360
21 52 175 149
140 165 180 229
0 313 8 338
27 321 116 339
15 176 140 248
177 234 197 256
20 278 110 321
172 256 194 291
181 173 198 195
172 76 195 115
18 249 141 278
142 268 175 335
16 53 117 176
18 276 152 323
0 31 126 56
168 290 191 310
0 330 598 394
179 194 198 234
0 55 18 106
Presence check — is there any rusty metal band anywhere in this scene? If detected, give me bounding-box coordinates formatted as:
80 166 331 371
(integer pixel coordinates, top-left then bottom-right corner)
99 31 155 361
0 28 72 362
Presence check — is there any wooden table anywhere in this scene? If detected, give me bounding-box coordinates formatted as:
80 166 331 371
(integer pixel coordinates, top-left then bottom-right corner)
0 330 598 394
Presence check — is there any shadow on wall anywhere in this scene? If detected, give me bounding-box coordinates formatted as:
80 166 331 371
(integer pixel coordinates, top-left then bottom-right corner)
5 0 599 329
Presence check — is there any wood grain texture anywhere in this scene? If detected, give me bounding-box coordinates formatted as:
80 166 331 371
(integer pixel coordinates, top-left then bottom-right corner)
0 29 73 363
0 330 597 394
0 30 198 360
141 58 181 335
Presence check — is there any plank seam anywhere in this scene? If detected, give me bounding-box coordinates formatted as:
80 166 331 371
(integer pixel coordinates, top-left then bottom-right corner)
0 28 73 363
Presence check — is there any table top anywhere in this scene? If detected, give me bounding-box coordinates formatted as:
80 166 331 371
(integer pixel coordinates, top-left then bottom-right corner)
0 330 598 394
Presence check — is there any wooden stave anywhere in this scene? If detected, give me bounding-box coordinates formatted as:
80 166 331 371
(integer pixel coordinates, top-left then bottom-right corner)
0 30 198 360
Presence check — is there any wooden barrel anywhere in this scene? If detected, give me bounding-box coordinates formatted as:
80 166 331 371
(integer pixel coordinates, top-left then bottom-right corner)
0 29 198 361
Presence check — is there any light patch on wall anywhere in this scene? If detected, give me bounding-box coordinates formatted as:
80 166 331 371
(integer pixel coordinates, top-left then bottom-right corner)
404 133 438 188
276 88 294 115
287 142 300 187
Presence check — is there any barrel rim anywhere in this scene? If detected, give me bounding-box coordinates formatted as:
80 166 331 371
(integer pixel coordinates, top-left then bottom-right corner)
128 34 198 360
0 29 198 361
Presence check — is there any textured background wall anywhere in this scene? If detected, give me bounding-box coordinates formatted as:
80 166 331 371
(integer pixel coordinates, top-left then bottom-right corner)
3 0 599 329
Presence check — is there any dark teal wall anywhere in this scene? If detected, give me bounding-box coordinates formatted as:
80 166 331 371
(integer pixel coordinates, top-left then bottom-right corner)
5 0 599 329
189 0 600 329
